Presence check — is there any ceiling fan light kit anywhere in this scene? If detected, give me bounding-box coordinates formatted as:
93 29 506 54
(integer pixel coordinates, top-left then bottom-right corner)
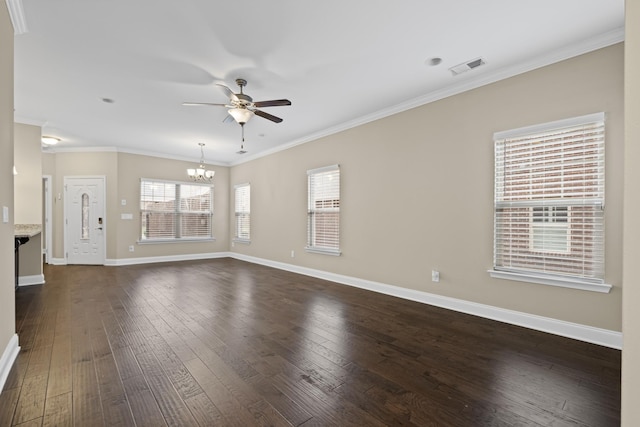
228 107 254 124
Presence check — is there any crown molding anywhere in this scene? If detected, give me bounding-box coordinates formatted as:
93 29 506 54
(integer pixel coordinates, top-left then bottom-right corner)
229 27 624 167
5 0 28 34
42 145 229 166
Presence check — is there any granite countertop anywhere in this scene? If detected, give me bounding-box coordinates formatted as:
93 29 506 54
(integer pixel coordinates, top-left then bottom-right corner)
14 224 42 238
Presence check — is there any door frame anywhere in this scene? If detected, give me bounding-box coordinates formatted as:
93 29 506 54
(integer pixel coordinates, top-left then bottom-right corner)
63 176 107 265
42 175 53 264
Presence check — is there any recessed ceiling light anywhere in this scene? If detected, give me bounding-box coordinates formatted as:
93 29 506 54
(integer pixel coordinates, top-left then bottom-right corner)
41 136 60 145
101 98 115 104
427 57 443 66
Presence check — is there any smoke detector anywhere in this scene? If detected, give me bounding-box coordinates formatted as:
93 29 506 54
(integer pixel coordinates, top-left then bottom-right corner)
449 57 486 76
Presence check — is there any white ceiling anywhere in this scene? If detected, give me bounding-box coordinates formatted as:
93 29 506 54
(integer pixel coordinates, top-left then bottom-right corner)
13 0 624 165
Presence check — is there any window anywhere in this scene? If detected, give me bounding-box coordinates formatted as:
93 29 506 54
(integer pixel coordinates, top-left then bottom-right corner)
530 206 569 254
491 112 609 292
81 193 90 240
306 165 341 255
140 179 213 241
234 183 250 242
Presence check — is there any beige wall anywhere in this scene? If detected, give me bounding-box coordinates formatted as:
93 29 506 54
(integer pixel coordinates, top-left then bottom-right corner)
14 123 42 223
14 123 43 277
0 1 16 369
43 151 229 261
115 152 229 259
230 44 624 331
622 1 640 424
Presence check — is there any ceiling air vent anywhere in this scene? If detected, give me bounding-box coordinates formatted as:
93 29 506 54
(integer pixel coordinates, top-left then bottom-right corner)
449 57 486 76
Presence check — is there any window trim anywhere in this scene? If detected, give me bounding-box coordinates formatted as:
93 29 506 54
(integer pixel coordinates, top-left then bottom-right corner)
489 112 611 293
233 182 251 244
305 164 341 256
488 269 611 293
138 178 214 243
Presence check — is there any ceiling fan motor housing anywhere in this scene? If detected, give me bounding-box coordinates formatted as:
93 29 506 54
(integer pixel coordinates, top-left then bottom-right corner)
235 93 253 105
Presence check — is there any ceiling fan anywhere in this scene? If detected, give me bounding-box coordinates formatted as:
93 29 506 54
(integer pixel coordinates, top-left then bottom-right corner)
183 78 291 125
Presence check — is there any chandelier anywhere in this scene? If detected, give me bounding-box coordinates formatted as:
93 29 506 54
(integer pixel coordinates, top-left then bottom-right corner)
187 143 215 182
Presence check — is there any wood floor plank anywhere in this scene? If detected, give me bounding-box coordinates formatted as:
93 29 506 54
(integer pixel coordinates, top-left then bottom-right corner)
42 392 72 427
246 373 313 426
14 417 43 427
12 374 48 425
183 357 260 426
121 374 167 427
1 259 622 426
71 360 104 427
270 371 386 427
183 392 224 427
45 333 72 398
22 345 52 381
0 387 20 426
135 351 199 427
148 339 204 401
111 346 142 381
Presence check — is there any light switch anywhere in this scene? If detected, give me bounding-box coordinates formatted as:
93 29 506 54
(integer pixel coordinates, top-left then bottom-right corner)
2 206 8 223
121 199 127 206
121 213 133 220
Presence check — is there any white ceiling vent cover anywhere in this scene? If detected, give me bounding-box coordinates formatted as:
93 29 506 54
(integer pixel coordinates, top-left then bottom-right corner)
449 57 486 76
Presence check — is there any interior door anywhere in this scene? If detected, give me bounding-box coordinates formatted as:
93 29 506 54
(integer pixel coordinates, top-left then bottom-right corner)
65 177 105 265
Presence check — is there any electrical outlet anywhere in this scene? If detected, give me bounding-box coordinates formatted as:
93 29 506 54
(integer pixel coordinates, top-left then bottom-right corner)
291 250 295 258
129 245 134 252
431 270 440 282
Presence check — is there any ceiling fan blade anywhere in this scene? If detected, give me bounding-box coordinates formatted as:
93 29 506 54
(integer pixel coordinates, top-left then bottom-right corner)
253 99 292 108
182 102 227 107
254 109 283 123
216 83 239 101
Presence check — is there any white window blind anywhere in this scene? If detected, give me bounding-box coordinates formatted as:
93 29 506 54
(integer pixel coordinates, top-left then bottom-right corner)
234 183 250 241
493 113 605 286
306 165 340 255
140 179 213 241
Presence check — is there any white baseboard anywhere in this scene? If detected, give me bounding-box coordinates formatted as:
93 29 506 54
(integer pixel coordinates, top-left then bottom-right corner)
105 252 233 266
0 334 20 393
49 253 231 267
18 274 45 287
230 253 623 350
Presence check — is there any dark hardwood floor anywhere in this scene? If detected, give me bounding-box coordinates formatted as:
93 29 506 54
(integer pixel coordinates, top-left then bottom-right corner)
0 258 620 426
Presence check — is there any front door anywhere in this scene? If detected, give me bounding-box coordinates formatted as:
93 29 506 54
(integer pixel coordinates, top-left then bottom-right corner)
64 177 105 265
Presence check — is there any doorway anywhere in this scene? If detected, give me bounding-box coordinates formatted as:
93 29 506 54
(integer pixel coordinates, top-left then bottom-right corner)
64 176 106 265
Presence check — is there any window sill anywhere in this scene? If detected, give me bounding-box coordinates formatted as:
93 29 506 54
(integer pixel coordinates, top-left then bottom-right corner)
305 247 341 257
488 269 612 293
233 238 251 245
138 237 216 244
